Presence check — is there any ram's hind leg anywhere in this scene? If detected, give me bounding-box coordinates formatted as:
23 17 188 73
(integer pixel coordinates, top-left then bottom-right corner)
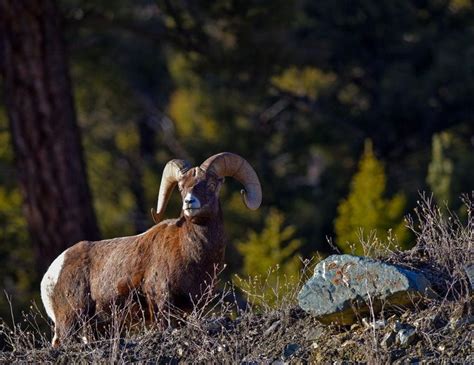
52 326 61 348
52 301 94 348
51 314 77 348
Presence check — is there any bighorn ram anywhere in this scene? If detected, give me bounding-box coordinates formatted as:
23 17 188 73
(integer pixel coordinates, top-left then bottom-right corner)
40 152 261 347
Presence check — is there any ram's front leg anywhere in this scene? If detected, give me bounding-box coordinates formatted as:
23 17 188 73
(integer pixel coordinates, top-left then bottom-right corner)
144 289 171 329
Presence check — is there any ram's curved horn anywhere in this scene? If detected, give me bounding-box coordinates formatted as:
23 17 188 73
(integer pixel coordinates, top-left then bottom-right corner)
151 159 190 223
200 152 262 210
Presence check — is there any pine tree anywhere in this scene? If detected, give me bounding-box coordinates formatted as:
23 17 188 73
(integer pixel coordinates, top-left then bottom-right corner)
1 0 100 274
334 140 409 255
427 130 474 211
235 208 302 306
427 132 454 205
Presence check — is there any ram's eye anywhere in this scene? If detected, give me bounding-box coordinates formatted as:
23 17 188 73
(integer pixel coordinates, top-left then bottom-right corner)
208 182 216 191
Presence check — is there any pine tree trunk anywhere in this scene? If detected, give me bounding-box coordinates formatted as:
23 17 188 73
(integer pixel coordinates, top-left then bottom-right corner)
0 0 100 274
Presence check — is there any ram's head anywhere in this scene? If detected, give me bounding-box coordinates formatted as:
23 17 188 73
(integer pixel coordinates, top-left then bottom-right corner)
151 152 262 223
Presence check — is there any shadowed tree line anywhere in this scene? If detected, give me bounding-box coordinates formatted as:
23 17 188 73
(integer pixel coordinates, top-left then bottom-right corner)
0 0 473 317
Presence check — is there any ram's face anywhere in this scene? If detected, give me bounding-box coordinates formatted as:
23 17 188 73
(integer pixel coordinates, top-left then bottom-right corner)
178 167 224 221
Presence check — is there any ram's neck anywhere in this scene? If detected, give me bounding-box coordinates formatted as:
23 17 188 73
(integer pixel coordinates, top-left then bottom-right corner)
181 208 225 265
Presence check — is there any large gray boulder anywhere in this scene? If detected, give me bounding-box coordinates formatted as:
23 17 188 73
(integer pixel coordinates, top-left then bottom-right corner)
298 254 433 325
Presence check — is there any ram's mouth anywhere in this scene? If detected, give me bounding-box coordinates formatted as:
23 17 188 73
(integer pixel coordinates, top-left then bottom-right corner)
184 207 201 216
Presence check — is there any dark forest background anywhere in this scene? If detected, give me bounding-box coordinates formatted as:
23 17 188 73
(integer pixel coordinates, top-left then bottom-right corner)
0 0 473 318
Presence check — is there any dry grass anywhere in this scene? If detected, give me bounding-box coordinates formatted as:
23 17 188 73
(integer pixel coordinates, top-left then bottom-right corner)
0 273 317 363
0 193 472 363
386 192 473 299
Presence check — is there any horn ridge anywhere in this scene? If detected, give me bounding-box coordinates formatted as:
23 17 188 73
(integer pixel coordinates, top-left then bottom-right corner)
152 158 190 223
200 152 262 210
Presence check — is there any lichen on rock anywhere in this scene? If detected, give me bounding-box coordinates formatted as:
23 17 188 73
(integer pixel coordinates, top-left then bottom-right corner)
298 254 433 324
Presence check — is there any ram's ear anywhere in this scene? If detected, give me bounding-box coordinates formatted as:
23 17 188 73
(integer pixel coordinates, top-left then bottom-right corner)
151 208 160 224
213 177 225 196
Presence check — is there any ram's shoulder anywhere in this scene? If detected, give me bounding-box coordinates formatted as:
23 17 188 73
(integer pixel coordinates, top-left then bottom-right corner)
153 218 184 233
157 218 182 227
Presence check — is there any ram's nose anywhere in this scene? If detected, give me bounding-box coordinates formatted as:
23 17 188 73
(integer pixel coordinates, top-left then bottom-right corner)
183 193 201 210
184 195 196 204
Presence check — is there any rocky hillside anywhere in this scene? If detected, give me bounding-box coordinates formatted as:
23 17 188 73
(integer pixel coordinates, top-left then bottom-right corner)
0 195 472 363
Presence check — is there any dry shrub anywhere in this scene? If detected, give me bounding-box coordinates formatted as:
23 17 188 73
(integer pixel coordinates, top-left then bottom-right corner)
389 192 473 299
0 261 317 363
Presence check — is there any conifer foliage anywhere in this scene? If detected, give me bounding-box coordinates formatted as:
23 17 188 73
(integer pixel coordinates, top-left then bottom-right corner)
236 209 302 305
334 140 409 255
427 129 474 212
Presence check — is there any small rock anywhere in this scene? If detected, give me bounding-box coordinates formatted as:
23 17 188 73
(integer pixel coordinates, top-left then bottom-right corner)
298 255 433 325
396 325 417 346
305 326 324 341
362 317 387 330
271 361 285 365
282 343 300 359
381 331 396 348
393 320 404 331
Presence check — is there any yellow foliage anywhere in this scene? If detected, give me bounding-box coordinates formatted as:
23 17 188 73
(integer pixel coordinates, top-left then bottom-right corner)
0 129 13 162
115 125 139 153
334 140 409 255
167 52 200 87
450 0 472 11
338 83 370 111
168 88 219 143
235 208 302 306
272 66 336 100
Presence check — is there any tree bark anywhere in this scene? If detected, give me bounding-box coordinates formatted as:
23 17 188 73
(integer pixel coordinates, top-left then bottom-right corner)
0 0 100 274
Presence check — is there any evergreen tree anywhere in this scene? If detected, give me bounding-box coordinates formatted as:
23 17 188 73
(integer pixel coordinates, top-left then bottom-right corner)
427 132 454 206
334 140 409 255
1 0 100 274
236 209 302 306
427 129 474 211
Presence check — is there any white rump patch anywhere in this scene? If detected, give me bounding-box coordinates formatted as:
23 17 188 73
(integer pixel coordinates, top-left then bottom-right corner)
40 249 68 323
